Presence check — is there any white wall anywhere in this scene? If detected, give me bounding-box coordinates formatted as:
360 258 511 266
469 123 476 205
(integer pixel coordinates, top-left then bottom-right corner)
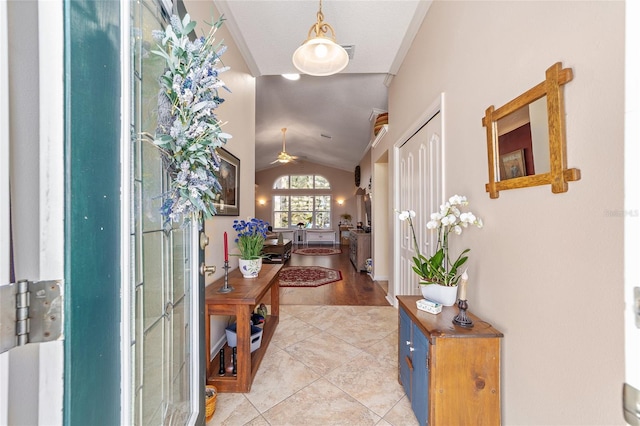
184 0 257 356
375 1 625 424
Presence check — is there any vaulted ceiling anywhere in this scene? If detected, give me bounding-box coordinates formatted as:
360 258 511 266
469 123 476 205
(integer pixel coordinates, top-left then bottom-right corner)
213 0 432 171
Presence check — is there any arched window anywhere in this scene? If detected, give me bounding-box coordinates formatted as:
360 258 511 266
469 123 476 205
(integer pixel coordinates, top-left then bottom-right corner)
272 175 331 228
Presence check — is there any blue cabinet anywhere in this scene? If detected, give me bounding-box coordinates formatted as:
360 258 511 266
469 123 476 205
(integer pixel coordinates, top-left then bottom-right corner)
399 308 429 425
398 308 412 397
397 296 503 426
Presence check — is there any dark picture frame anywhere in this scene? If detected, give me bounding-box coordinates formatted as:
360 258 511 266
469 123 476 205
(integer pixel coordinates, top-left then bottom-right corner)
499 149 526 180
214 147 240 216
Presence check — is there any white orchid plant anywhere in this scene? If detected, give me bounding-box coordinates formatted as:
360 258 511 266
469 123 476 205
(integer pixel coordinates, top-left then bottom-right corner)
398 195 483 286
151 14 232 227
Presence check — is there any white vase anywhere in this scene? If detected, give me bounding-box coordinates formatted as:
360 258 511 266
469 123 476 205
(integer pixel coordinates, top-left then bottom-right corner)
420 282 458 306
239 257 262 278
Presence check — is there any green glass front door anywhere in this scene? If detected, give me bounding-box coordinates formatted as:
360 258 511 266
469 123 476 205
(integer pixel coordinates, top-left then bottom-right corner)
130 1 199 423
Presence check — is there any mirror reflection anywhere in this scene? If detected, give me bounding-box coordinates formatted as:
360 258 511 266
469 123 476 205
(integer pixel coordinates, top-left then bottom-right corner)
496 97 549 180
483 62 580 198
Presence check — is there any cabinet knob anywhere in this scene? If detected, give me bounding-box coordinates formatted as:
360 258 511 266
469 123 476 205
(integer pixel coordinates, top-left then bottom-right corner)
410 347 415 352
406 340 411 345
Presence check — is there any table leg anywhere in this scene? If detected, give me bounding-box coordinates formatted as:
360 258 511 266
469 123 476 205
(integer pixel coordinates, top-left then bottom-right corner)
271 275 280 318
205 304 211 380
235 305 252 390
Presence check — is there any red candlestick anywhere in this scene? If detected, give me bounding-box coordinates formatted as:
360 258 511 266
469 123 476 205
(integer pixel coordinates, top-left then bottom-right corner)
223 232 228 261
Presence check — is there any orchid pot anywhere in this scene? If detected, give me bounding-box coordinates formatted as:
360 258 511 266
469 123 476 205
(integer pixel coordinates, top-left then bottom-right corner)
420 281 458 306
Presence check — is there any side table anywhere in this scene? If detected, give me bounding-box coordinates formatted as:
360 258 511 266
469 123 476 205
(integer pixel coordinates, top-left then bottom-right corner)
204 264 282 392
262 239 292 263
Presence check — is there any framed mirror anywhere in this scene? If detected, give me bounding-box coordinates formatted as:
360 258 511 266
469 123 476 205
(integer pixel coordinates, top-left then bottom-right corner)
482 62 580 198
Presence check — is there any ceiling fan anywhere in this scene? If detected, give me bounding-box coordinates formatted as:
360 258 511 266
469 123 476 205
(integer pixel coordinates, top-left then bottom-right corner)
271 128 299 164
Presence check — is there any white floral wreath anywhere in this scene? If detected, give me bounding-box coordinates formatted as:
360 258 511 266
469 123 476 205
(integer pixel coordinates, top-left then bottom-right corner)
151 14 232 227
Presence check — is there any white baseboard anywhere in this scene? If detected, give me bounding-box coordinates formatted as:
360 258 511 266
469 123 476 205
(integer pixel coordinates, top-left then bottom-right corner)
210 335 227 361
386 294 396 307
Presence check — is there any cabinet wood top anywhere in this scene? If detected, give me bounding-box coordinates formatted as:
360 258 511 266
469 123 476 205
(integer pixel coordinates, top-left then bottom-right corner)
397 295 503 340
205 264 282 305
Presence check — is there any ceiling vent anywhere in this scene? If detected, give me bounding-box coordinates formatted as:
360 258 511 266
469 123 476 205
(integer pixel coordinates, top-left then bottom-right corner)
341 45 355 60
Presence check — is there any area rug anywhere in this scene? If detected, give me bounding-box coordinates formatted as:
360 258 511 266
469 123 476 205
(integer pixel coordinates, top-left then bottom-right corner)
278 266 343 288
293 247 342 256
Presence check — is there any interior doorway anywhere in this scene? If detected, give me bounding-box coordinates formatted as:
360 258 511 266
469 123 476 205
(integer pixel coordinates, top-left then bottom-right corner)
372 153 391 304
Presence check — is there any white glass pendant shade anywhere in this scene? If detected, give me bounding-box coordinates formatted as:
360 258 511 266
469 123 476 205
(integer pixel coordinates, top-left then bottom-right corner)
292 38 349 76
292 1 350 78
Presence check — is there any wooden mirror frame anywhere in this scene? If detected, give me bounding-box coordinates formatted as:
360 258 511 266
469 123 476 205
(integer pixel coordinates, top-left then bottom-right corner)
482 62 581 198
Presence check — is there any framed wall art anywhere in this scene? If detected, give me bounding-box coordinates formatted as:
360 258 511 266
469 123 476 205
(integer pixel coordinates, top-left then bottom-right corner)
499 149 526 180
214 147 240 216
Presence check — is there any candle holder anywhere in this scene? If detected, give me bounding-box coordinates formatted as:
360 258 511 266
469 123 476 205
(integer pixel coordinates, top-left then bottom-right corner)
218 260 234 293
452 299 474 328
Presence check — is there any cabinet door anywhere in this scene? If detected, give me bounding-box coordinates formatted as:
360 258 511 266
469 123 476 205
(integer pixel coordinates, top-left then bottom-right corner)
411 322 429 426
399 309 412 398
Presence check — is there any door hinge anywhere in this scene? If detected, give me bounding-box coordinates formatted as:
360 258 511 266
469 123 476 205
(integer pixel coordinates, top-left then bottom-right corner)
0 279 63 354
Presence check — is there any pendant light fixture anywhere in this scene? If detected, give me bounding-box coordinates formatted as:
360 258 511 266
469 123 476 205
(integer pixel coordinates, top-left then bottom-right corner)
292 0 349 76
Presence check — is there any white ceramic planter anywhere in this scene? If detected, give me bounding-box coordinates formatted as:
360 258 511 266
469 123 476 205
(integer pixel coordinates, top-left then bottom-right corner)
239 258 262 278
420 282 458 306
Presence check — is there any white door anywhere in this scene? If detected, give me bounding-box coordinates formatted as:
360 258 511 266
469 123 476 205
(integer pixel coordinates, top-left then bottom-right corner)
396 105 443 297
624 2 640 424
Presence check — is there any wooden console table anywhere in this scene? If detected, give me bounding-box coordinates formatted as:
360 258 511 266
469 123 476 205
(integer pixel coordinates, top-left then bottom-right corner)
204 263 282 392
305 229 336 246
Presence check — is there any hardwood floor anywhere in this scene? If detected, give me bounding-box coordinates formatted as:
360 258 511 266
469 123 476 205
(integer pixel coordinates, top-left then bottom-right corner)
277 243 390 306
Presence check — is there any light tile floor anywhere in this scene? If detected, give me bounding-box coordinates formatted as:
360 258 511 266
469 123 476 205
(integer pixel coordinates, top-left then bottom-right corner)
207 305 419 426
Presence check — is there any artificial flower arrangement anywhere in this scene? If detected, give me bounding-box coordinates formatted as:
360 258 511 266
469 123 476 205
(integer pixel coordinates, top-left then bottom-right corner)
151 13 232 226
398 195 483 287
232 218 270 260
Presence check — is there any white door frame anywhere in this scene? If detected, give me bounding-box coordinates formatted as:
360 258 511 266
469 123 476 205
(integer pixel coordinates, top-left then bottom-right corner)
624 0 640 406
0 0 64 424
120 0 132 422
392 93 445 305
0 0 11 418
35 1 65 422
